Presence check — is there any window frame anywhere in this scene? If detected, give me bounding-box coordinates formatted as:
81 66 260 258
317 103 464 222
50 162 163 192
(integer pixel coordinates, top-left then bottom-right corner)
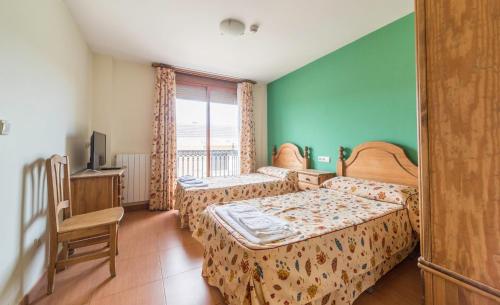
176 73 238 177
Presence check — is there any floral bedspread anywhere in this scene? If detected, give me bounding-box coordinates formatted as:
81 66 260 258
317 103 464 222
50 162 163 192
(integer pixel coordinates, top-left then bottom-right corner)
194 187 419 305
175 167 298 231
322 176 420 237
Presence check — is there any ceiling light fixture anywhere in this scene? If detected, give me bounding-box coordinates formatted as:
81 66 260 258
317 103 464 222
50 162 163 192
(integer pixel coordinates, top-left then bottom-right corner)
219 18 245 36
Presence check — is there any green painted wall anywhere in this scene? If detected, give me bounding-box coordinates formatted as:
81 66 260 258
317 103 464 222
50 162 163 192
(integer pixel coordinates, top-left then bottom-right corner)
267 14 417 170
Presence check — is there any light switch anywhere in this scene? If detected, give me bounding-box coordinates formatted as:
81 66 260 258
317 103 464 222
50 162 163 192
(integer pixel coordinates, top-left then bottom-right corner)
318 156 330 163
0 120 11 135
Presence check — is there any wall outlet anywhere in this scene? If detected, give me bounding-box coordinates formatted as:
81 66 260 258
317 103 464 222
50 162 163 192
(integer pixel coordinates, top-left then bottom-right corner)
0 120 11 135
318 156 330 163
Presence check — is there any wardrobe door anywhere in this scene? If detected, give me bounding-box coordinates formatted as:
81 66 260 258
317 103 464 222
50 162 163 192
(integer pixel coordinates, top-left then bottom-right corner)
415 0 500 304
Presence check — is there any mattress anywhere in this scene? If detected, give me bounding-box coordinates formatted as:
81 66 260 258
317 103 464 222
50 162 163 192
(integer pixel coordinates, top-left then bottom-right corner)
194 187 419 305
175 167 298 231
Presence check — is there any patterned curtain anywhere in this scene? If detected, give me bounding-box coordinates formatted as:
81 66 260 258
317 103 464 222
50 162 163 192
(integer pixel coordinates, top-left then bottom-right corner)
238 82 256 174
149 67 176 211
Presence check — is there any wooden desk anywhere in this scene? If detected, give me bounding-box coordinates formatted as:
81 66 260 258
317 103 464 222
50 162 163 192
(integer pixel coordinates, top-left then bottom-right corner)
70 169 126 215
297 169 335 191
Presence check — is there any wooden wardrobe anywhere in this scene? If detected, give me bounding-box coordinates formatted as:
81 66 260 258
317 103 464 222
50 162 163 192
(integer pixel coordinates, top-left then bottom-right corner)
415 0 499 304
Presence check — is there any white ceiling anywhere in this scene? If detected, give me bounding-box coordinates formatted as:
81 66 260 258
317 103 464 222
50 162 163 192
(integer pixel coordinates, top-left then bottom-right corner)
66 0 414 83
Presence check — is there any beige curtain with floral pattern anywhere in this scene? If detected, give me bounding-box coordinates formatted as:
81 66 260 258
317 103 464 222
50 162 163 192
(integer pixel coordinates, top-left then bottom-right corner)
238 82 256 174
149 67 176 211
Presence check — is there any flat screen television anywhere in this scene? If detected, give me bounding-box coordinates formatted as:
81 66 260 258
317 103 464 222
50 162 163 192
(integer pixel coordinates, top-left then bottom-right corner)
87 131 106 170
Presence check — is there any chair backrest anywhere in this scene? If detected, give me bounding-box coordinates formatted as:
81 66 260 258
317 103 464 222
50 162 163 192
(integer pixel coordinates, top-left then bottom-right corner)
46 155 72 233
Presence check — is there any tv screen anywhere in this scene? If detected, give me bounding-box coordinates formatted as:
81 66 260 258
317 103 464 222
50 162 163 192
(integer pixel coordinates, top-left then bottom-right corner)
88 131 106 170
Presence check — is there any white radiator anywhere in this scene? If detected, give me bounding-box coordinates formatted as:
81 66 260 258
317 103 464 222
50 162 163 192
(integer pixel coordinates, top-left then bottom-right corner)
116 153 151 204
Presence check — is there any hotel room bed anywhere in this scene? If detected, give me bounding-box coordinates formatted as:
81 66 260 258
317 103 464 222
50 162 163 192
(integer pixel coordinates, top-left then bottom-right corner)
175 143 310 231
193 141 420 305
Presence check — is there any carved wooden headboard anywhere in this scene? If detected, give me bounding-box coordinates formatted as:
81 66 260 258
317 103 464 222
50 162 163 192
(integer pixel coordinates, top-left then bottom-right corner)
337 141 418 187
272 143 310 170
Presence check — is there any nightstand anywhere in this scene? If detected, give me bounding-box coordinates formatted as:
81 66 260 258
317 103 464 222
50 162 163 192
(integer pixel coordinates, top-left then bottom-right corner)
297 169 335 191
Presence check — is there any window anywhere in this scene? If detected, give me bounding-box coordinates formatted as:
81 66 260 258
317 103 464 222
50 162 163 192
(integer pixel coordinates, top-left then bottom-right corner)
176 74 239 178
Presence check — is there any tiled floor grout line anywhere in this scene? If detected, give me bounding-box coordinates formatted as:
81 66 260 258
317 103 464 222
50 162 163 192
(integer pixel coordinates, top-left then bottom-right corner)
163 284 169 305
88 252 163 302
115 235 196 262
90 273 163 301
158 242 198 253
157 248 169 305
89 279 166 303
163 265 203 279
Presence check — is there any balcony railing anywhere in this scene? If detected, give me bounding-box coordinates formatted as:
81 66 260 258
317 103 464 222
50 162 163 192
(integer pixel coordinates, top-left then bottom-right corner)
177 149 240 178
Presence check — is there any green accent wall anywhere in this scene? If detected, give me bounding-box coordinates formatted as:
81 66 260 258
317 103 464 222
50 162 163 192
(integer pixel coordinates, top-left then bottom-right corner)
267 14 417 170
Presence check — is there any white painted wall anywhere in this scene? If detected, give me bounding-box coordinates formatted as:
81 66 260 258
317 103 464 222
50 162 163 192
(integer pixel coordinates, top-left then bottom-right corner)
0 0 93 304
91 54 154 165
91 54 268 168
0 5 267 300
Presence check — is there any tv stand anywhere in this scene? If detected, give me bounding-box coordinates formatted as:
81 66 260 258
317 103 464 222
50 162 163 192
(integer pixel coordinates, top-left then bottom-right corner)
100 166 124 171
83 168 102 173
70 168 126 215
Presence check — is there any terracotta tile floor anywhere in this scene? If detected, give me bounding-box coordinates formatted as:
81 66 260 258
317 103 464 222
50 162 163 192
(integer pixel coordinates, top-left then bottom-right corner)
28 210 421 305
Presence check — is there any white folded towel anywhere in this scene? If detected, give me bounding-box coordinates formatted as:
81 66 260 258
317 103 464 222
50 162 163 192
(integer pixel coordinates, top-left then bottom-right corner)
179 181 208 188
177 175 208 188
253 228 289 238
257 231 296 244
178 175 196 182
240 215 288 230
227 204 258 213
227 205 288 233
183 179 204 185
215 205 298 245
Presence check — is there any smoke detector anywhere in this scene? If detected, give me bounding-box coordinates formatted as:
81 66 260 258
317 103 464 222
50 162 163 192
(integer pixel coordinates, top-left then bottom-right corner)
219 19 245 36
249 24 259 33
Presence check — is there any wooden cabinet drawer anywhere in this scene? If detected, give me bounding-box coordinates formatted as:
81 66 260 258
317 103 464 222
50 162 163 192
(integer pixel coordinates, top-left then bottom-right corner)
298 173 319 184
71 176 114 215
298 182 320 191
297 169 334 191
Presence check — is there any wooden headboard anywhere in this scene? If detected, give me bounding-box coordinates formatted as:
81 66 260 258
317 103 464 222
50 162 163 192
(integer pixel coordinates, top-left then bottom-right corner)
272 143 310 170
337 141 418 187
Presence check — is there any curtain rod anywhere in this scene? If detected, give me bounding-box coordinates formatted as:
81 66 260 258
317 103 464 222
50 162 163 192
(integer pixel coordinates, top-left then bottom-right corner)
151 63 256 84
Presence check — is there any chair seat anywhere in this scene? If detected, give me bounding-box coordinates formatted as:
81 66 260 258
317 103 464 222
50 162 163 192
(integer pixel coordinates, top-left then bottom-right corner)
59 207 124 233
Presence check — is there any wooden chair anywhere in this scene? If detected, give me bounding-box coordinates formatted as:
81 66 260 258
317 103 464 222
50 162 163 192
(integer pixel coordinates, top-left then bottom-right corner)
46 155 124 294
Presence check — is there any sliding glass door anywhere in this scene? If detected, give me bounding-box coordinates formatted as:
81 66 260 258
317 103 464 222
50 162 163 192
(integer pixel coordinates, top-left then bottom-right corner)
209 93 240 177
176 97 208 177
176 77 239 178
